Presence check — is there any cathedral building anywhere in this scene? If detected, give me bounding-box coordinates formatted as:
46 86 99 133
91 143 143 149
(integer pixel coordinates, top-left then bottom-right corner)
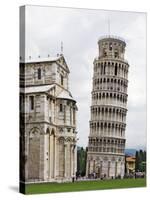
20 54 77 183
86 36 129 179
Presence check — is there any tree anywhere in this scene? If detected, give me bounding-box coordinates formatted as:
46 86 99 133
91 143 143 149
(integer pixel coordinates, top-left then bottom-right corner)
143 151 146 161
77 146 87 176
135 150 146 172
135 151 139 172
139 150 143 163
124 154 127 174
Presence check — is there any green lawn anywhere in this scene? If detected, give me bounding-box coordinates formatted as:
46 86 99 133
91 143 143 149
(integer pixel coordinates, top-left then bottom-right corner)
25 178 146 194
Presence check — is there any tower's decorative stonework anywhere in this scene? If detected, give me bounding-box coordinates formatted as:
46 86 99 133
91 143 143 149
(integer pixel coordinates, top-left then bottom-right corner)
20 55 77 183
86 36 129 178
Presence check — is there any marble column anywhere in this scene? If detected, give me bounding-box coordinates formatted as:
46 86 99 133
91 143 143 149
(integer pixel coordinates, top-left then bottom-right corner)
70 144 73 177
64 143 67 177
53 135 56 178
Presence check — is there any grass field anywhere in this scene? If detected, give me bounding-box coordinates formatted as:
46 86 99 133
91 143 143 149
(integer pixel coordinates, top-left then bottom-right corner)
25 178 146 194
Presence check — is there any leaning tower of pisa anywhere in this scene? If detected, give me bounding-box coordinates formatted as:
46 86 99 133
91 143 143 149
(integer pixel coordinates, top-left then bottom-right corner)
86 36 129 179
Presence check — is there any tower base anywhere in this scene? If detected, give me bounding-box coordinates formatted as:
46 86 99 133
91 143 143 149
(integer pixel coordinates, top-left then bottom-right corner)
86 153 125 179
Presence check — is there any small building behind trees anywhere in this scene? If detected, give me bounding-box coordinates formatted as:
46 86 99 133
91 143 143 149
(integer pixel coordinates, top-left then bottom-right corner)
125 156 135 174
125 149 146 177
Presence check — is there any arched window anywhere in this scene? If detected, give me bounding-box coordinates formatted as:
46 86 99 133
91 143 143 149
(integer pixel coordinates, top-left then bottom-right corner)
29 96 34 110
103 64 106 74
38 68 41 79
120 95 122 101
96 93 98 99
60 74 63 85
101 64 103 75
115 64 117 76
103 49 107 57
109 43 112 51
114 50 118 58
103 62 106 74
59 104 63 112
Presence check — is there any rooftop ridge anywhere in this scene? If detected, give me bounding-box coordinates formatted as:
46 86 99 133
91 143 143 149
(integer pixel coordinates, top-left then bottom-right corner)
20 55 62 63
98 35 126 43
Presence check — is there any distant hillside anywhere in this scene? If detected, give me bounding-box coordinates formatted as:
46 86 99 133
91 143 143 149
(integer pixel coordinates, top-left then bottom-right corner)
77 147 144 156
125 149 137 156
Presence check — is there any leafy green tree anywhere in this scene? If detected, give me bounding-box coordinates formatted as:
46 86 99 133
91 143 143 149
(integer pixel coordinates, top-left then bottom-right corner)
77 147 87 176
139 150 143 163
124 154 127 174
135 150 146 172
143 151 146 161
135 151 139 172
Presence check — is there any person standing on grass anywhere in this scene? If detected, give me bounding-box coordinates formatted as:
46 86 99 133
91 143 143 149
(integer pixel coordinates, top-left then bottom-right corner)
72 174 75 183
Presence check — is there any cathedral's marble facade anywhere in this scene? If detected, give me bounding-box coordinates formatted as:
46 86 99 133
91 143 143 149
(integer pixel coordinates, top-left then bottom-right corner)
20 55 77 183
86 36 129 179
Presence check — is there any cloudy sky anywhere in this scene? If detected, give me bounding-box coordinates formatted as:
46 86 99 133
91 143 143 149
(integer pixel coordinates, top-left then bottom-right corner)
24 5 146 150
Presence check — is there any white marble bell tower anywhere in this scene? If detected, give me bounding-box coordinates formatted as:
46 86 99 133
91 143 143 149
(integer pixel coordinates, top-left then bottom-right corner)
86 36 129 179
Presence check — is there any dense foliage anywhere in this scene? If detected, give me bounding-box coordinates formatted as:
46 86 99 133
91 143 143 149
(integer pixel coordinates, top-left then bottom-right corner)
135 150 146 172
77 147 87 176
